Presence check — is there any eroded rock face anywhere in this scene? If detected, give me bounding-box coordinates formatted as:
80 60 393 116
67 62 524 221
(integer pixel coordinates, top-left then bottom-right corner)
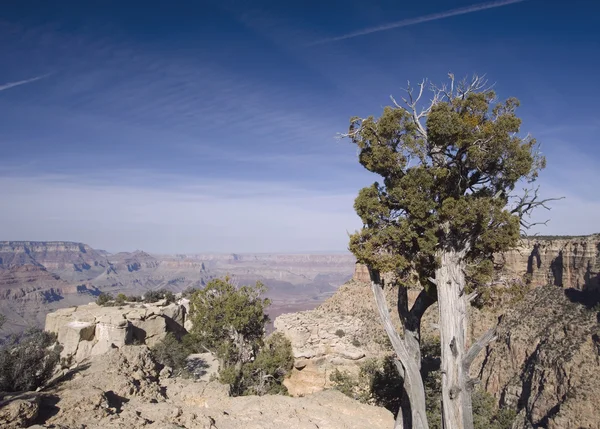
275 279 407 396
478 286 600 429
45 301 188 362
353 235 600 292
15 346 393 429
497 235 600 292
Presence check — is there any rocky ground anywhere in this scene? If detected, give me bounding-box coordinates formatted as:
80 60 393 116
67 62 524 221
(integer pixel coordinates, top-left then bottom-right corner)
0 346 393 429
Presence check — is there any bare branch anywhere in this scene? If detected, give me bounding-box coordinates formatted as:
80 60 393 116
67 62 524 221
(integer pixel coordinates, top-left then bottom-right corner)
466 292 478 303
463 326 497 371
510 186 564 231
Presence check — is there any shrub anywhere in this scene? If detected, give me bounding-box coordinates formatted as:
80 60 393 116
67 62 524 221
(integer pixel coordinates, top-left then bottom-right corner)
351 337 361 347
0 329 62 392
186 277 296 397
151 333 190 375
181 286 198 298
115 293 127 305
329 356 403 409
329 336 515 429
335 329 345 338
144 289 176 304
95 292 113 306
236 332 294 396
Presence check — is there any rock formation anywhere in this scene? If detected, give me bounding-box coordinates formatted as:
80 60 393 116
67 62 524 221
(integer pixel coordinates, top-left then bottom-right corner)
477 286 600 429
0 241 355 334
496 235 600 292
45 300 188 362
0 345 394 429
275 278 402 396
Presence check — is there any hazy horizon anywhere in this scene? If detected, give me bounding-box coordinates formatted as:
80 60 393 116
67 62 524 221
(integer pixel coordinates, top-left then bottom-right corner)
1 0 599 253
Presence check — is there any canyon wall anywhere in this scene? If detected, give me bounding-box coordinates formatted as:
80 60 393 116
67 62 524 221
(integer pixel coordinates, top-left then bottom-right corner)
0 241 355 334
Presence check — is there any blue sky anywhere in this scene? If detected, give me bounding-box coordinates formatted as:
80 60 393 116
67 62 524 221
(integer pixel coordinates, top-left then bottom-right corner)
0 0 598 253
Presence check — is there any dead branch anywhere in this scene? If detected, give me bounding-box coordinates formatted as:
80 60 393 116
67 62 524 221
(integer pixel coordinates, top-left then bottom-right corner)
463 326 497 371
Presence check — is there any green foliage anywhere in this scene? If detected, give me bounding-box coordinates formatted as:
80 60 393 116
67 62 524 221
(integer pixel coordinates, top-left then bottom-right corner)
335 329 345 338
330 356 403 414
472 390 517 429
95 292 113 306
115 293 127 306
151 333 190 375
187 276 277 396
144 289 175 304
188 277 270 364
234 332 294 396
0 329 62 392
345 78 545 286
181 286 199 298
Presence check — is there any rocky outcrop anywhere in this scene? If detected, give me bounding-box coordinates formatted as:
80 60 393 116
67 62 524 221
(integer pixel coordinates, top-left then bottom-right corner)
275 279 406 396
478 286 600 429
45 300 188 362
497 235 600 292
1 345 394 429
353 235 600 292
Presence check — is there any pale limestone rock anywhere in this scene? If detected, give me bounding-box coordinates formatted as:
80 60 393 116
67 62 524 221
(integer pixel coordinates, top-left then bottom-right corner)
56 320 95 357
45 301 188 363
91 321 132 356
135 315 167 347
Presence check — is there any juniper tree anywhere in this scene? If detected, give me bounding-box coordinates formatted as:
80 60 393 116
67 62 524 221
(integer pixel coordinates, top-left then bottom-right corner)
187 277 270 378
344 74 550 429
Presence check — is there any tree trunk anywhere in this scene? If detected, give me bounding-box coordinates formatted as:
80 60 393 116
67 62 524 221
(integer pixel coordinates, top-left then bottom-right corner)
436 250 474 429
369 269 429 429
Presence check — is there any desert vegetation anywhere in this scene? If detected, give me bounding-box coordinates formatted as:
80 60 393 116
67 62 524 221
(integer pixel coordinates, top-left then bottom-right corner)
150 276 294 396
0 327 62 393
95 289 176 306
330 338 515 429
344 74 552 429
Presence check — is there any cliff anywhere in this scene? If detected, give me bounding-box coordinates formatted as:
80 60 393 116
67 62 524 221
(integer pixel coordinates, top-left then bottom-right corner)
0 241 355 334
478 286 600 429
497 234 600 293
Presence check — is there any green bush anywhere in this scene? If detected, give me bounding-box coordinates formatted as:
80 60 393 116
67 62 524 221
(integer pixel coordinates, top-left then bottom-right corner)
95 292 113 306
115 293 127 306
236 332 294 396
186 276 296 396
151 333 190 375
144 289 176 304
330 356 403 411
335 329 345 338
0 329 62 392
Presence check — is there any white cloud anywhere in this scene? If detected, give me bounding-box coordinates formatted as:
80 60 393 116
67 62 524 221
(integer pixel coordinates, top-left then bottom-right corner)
308 0 526 45
0 74 49 92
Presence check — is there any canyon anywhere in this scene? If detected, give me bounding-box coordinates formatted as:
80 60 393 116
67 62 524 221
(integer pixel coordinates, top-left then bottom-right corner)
0 241 355 334
1 235 599 428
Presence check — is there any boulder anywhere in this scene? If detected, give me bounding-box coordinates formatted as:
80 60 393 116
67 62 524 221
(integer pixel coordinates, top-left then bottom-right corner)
45 301 189 363
0 395 40 429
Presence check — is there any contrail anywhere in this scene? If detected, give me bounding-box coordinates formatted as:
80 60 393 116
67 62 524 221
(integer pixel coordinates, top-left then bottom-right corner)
308 0 526 46
0 74 49 92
